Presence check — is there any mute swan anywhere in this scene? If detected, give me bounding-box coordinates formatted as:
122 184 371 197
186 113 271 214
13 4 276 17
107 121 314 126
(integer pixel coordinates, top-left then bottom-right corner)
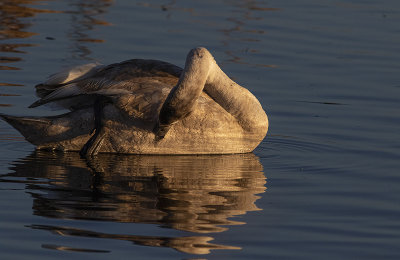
1 47 268 156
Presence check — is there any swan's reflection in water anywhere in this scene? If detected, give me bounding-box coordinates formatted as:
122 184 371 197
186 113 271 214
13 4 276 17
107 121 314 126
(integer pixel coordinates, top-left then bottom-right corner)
7 151 266 254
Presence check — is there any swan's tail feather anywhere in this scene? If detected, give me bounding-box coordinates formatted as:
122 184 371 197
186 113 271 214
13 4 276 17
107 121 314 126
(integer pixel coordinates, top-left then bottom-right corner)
0 114 51 145
1 110 94 148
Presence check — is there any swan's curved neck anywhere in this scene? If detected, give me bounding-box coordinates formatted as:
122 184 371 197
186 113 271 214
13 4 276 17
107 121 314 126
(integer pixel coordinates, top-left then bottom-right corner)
159 47 268 132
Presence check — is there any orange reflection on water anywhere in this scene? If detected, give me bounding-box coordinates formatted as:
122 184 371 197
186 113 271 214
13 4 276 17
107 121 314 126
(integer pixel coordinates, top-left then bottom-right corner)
0 0 49 75
0 1 55 105
0 0 112 62
0 0 112 107
65 0 112 59
0 0 59 40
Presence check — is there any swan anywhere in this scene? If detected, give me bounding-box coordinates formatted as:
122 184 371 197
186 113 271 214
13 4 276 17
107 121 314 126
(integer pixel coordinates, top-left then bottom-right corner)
0 47 268 156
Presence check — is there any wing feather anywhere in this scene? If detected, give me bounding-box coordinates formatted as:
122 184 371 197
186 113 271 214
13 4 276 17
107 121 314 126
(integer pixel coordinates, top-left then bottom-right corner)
29 59 182 110
29 84 82 108
44 63 104 86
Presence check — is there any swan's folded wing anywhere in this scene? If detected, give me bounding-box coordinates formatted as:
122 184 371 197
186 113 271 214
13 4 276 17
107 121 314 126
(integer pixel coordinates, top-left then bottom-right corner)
30 63 106 108
29 59 182 110
43 63 104 86
29 84 82 108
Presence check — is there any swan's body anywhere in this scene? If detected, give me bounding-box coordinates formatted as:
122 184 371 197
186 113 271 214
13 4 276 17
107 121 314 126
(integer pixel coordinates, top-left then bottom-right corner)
1 48 268 154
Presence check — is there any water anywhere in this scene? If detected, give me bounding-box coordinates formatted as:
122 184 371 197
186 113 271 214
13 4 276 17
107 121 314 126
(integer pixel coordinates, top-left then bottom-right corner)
1 0 399 259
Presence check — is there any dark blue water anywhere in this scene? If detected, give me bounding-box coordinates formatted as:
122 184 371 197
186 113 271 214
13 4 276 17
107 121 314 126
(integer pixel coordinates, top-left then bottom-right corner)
1 0 399 259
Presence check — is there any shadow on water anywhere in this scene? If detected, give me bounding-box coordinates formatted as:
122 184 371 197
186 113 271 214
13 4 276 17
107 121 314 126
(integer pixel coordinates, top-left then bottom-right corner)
1 151 266 254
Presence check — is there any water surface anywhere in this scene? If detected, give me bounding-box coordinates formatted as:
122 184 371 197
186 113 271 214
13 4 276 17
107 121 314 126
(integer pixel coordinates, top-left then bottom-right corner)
1 0 400 259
